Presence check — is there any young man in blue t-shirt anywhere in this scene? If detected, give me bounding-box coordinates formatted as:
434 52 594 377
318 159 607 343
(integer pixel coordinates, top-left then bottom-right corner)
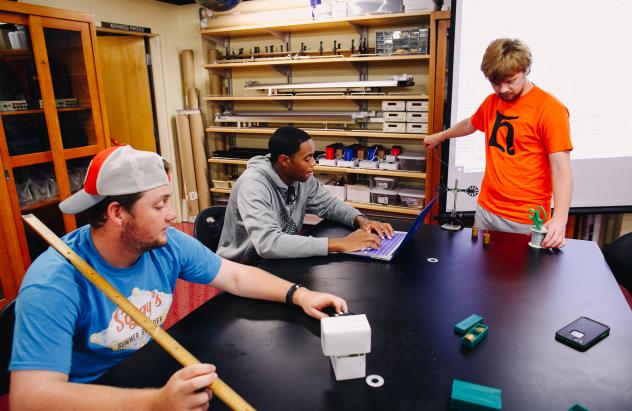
9 145 348 410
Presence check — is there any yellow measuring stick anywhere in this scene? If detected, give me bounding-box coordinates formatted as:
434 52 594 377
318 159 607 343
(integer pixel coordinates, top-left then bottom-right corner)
22 214 255 411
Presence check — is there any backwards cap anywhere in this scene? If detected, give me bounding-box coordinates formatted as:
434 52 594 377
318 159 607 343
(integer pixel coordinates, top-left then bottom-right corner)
59 145 169 214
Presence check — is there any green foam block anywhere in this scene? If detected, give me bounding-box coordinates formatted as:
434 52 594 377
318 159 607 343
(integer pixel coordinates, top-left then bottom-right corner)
450 379 502 411
568 404 590 411
454 314 484 335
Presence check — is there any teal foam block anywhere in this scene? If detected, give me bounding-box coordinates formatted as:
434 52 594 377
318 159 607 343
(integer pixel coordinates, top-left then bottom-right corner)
568 404 590 411
461 323 488 350
450 379 502 411
454 314 484 335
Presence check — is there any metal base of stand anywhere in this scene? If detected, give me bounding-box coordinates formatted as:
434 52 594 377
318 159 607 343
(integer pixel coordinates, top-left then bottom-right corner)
441 222 462 231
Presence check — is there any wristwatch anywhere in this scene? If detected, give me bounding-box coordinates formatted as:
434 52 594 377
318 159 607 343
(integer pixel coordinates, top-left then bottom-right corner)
285 283 304 305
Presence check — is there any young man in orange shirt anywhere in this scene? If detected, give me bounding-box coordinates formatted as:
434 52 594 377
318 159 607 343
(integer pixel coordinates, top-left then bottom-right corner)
425 38 573 248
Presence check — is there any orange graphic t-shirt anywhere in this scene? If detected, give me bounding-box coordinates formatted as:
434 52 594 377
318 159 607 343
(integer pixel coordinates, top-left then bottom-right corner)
470 85 573 224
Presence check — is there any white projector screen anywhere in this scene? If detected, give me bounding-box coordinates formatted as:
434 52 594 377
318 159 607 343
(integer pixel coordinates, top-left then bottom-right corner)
445 0 632 212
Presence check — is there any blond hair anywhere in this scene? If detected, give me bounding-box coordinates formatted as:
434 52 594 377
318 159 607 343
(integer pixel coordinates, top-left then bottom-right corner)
480 38 532 83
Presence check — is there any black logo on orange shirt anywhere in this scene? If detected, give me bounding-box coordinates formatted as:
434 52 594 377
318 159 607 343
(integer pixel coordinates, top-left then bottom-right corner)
489 111 519 155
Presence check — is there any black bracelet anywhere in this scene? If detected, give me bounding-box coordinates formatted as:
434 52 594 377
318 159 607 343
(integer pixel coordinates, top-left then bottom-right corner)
285 283 304 305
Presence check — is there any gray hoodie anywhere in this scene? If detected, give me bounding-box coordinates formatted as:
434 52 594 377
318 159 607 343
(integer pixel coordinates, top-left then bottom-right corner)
217 155 361 263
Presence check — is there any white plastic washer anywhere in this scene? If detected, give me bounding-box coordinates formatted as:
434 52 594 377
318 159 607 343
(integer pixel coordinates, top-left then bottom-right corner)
366 374 384 388
427 257 439 263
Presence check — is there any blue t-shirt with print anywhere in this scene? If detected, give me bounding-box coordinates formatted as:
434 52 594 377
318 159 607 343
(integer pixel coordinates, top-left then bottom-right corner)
9 225 222 383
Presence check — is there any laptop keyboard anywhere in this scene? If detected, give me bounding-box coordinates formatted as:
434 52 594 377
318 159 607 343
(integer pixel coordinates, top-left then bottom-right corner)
363 231 406 257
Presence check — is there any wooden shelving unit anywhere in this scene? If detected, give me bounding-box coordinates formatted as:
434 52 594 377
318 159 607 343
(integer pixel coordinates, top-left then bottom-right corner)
313 164 424 178
208 186 422 216
208 157 249 166
20 197 60 212
201 10 432 39
0 106 92 116
203 10 450 217
205 126 425 140
6 145 100 169
208 157 425 178
205 54 429 69
0 108 45 116
59 106 91 112
204 94 428 101
345 201 421 216
210 187 231 194
0 48 32 60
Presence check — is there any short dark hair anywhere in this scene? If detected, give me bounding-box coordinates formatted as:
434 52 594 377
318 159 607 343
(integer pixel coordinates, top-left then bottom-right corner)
268 126 311 163
85 159 171 228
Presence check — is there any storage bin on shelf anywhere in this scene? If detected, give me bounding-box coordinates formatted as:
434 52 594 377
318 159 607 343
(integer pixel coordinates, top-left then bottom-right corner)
399 187 425 208
212 179 231 189
398 151 426 171
346 184 370 203
324 184 346 201
370 187 399 206
370 176 398 190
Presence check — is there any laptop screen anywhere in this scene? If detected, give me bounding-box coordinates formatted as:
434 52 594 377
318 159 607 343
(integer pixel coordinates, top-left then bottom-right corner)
396 193 439 251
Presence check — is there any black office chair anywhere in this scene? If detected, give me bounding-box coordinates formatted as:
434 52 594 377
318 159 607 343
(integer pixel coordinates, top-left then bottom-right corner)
0 300 16 396
193 206 227 253
605 232 632 294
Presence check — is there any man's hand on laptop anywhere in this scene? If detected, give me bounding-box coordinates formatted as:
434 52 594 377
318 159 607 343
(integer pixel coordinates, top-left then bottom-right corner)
354 215 394 240
328 229 381 253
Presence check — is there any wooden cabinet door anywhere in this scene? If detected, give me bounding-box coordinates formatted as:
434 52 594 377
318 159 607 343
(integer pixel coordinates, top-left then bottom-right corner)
28 15 107 232
0 7 108 288
97 36 156 153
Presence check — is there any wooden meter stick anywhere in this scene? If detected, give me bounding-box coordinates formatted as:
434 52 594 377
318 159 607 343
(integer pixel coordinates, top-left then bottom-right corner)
22 214 255 411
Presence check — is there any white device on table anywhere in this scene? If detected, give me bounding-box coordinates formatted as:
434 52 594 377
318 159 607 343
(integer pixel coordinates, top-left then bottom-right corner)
321 314 371 381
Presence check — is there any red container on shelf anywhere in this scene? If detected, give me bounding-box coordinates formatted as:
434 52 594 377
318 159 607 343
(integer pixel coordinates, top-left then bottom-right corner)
325 147 335 160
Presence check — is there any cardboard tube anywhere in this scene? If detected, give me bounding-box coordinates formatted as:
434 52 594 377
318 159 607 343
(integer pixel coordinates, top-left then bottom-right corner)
208 48 219 64
175 112 200 219
211 76 222 97
188 109 211 209
181 50 195 108
187 87 199 110
206 49 224 150
209 103 225 150
208 49 222 97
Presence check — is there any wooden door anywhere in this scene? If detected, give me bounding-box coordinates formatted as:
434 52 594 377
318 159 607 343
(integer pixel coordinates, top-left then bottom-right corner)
97 36 156 152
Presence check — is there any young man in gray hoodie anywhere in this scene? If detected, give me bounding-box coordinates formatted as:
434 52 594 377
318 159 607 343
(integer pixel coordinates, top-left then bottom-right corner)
217 126 394 263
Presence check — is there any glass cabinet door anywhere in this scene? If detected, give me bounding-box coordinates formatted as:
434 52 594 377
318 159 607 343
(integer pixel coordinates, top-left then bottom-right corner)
0 4 108 298
28 16 105 235
42 26 98 150
0 13 59 267
0 16 50 158
14 161 66 260
0 13 106 266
